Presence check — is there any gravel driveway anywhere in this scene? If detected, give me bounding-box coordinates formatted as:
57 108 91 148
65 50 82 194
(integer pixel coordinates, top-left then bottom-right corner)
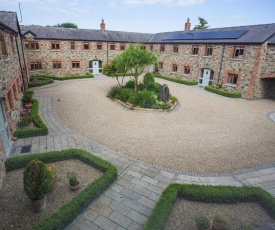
35 76 275 174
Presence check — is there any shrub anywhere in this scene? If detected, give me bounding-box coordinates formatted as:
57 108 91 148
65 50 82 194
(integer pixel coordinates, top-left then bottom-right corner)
195 215 211 229
128 95 139 105
18 117 33 128
143 72 155 85
107 86 121 99
145 82 161 93
160 103 171 110
29 77 54 88
205 86 242 98
120 88 133 102
22 90 34 103
69 175 78 186
169 95 178 104
124 80 135 89
137 90 156 108
154 74 198 85
23 159 51 200
138 83 145 91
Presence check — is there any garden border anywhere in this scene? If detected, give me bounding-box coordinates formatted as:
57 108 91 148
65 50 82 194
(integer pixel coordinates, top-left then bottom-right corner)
154 74 198 85
4 148 117 230
143 183 275 230
13 99 48 138
29 76 54 88
205 85 242 98
31 75 94 81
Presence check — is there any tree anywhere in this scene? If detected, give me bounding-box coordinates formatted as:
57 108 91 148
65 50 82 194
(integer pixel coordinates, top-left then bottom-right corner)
102 58 126 87
52 22 78 28
194 17 209 30
116 44 157 94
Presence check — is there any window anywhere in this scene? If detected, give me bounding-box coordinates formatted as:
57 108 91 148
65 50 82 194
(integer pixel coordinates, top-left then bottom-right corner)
205 45 213 56
110 43 115 50
97 42 102 50
158 62 163 70
192 45 199 55
72 61 80 68
172 64 178 72
70 41 75 50
30 62 42 70
120 43 125 50
233 46 245 58
10 35 15 54
83 42 89 50
25 41 39 50
0 34 7 55
160 44 165 52
140 44 146 50
51 41 60 50
53 61 61 69
173 45 179 53
150 44 153 51
184 66 190 74
227 73 238 85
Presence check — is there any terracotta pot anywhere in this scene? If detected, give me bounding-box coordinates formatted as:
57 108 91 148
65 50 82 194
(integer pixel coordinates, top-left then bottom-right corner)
24 103 32 109
69 181 80 191
31 195 47 212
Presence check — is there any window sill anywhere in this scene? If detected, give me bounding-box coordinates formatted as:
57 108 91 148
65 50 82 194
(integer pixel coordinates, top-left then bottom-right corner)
26 50 40 52
50 50 61 51
202 55 212 58
83 50 91 52
53 68 62 70
30 69 43 71
172 53 179 55
224 83 237 88
190 55 199 57
182 74 190 77
229 58 244 61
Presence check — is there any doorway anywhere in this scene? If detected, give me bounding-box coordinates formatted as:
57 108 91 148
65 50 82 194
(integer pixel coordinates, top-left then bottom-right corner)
89 60 102 74
199 68 214 86
0 99 11 156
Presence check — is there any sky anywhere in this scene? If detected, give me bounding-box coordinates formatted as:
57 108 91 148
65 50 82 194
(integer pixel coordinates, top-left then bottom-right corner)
1 0 275 33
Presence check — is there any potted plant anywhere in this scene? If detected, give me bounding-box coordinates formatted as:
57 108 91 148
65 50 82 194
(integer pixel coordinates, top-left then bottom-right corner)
212 212 229 230
23 159 51 212
69 175 80 191
22 90 34 109
195 215 212 230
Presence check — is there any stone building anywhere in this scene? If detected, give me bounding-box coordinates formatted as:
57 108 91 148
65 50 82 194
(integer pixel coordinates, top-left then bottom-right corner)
0 11 29 188
20 18 275 99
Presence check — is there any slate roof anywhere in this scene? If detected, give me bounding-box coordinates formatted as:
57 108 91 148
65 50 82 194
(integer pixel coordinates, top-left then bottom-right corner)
268 34 275 45
0 11 19 34
20 25 153 43
19 22 275 45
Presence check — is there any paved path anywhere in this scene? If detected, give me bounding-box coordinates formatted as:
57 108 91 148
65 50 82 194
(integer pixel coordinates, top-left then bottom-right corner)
11 82 275 230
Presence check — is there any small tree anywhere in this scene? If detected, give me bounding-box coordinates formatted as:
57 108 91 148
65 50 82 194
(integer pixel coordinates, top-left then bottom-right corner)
194 17 209 30
116 44 157 94
102 58 126 87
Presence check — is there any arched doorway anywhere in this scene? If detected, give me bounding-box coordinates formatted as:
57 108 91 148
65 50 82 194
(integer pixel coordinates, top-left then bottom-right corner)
199 68 214 86
89 60 102 74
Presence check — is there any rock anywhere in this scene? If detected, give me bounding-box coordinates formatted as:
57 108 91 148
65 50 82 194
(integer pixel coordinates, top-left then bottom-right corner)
158 84 170 102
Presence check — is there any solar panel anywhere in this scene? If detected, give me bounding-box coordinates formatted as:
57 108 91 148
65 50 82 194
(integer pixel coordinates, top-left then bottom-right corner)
163 29 248 41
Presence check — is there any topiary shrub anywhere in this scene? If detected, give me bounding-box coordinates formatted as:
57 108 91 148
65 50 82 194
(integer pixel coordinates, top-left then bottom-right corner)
18 117 33 128
23 159 51 200
143 72 155 86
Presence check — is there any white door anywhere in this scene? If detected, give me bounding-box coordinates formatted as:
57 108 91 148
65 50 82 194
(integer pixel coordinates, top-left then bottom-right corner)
93 61 99 74
149 65 154 72
201 69 211 86
0 99 11 157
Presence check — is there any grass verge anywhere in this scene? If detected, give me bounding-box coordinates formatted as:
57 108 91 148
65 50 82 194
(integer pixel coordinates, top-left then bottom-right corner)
5 149 117 230
143 183 275 230
13 99 48 138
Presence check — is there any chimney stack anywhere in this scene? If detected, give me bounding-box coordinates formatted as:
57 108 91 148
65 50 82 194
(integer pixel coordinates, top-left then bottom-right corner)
100 19 105 31
185 17 191 31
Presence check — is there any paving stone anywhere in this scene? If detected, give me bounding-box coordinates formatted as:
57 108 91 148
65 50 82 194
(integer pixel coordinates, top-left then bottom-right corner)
109 200 130 215
133 184 151 197
137 196 156 209
120 173 134 182
139 205 153 217
147 184 164 195
126 170 143 179
91 202 113 217
74 216 99 230
115 226 126 230
116 179 135 189
94 215 117 230
132 178 149 188
159 170 175 179
121 197 142 212
149 192 161 202
105 190 125 202
111 184 124 193
109 211 132 229
84 209 99 222
155 174 172 184
128 221 142 230
127 210 147 225
156 181 168 189
141 175 158 185
121 188 140 201
140 168 158 178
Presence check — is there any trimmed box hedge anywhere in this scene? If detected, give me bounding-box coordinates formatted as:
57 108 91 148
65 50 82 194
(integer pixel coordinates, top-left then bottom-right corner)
5 148 117 230
143 183 275 230
154 74 198 85
32 74 94 81
13 99 48 138
29 77 54 88
205 85 242 98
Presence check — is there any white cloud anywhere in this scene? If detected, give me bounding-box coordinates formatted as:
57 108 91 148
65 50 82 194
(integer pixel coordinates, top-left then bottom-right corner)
121 0 205 6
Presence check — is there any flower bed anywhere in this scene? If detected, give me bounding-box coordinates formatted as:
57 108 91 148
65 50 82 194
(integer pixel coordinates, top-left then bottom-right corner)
29 76 54 88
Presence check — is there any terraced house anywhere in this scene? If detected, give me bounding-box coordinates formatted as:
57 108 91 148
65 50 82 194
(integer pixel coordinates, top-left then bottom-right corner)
0 11 29 187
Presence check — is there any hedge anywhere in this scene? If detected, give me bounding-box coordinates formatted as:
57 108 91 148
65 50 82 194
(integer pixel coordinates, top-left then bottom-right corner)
13 99 48 138
31 75 94 81
154 74 198 85
5 149 117 230
205 85 242 98
29 76 54 88
143 183 275 230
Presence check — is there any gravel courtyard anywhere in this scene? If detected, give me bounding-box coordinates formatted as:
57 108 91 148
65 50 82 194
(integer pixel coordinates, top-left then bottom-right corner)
35 76 275 174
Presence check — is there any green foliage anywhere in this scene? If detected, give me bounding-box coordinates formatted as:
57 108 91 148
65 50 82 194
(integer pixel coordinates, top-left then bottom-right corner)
155 74 198 85
22 90 34 103
143 184 275 230
103 59 118 77
23 159 51 200
13 99 48 138
143 72 155 86
107 86 121 99
194 17 209 30
169 95 178 104
30 75 94 81
124 80 135 89
137 90 156 108
69 176 78 186
5 149 117 230
195 216 211 229
120 88 133 102
212 212 229 229
205 86 242 98
145 82 161 93
52 22 78 28
18 117 33 128
128 95 139 105
29 77 54 88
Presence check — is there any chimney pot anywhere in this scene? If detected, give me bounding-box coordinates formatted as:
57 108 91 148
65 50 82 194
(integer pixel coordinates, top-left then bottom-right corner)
100 19 105 31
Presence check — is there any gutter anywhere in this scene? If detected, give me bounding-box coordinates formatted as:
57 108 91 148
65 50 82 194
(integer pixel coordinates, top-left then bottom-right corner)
217 43 225 85
15 35 25 91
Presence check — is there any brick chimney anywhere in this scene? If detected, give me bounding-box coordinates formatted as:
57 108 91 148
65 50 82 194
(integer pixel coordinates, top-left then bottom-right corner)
185 17 191 31
100 19 105 31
